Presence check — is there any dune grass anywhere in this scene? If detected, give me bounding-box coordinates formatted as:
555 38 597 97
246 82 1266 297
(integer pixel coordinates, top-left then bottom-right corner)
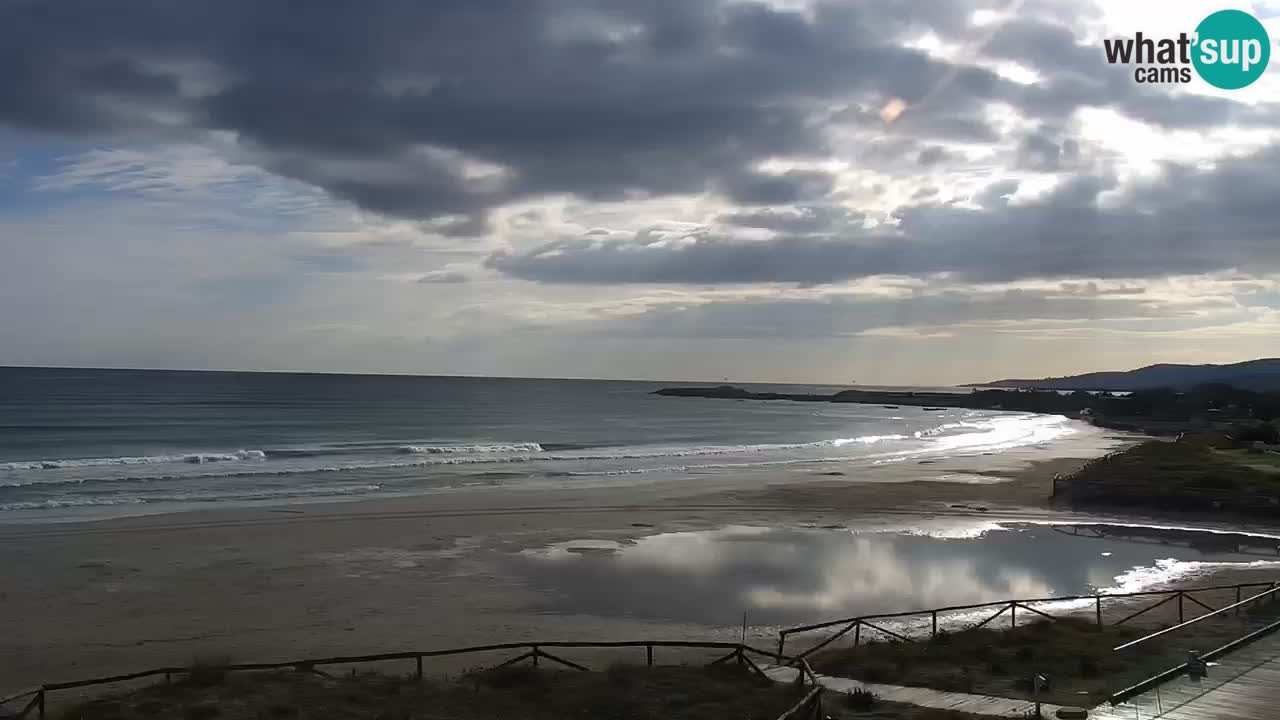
809 611 1279 707
54 662 986 720
1059 436 1280 515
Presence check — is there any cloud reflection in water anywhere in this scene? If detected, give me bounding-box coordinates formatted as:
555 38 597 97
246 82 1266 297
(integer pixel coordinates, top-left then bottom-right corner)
505 524 1274 627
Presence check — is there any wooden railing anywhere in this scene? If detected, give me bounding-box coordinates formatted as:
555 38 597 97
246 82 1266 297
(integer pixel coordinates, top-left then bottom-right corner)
774 656 824 720
775 580 1280 660
1108 583 1280 703
0 640 791 720
20 582 1279 719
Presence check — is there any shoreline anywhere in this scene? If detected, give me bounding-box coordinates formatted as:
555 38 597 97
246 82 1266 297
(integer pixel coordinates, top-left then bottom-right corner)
5 429 1277 696
0 410 1132 529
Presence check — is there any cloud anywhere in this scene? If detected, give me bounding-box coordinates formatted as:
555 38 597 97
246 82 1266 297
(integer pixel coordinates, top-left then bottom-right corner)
417 270 471 284
717 205 864 234
720 169 837 205
4 0 1280 383
916 146 952 166
33 144 329 216
292 254 365 273
1 0 1268 234
1014 132 1081 171
573 287 1225 340
488 144 1280 285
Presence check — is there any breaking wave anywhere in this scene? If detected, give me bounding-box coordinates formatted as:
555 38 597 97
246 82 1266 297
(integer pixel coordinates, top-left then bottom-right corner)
0 414 1087 508
0 449 267 470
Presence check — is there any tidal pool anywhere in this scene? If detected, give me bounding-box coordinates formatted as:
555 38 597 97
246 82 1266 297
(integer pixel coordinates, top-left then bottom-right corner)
505 523 1280 627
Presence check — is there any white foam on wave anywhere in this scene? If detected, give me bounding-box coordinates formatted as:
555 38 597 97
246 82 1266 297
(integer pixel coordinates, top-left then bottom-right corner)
914 421 982 438
1101 558 1280 595
400 443 544 454
0 432 918 485
0 449 268 471
0 444 545 473
2 415 1041 478
923 414 1077 453
0 415 1087 500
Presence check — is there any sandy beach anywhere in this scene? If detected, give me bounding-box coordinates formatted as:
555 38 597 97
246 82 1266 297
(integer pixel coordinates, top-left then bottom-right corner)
6 430 1280 697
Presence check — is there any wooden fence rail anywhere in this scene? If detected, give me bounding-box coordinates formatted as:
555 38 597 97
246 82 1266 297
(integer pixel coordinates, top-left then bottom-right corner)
18 582 1276 720
1104 582 1280 704
776 580 1280 660
0 640 790 720
1110 612 1280 703
774 657 824 720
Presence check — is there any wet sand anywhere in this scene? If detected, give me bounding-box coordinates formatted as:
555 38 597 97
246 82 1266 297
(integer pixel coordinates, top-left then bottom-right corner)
3 438 1273 696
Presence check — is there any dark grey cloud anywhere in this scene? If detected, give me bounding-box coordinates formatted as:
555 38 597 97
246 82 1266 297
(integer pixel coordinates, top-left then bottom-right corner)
916 146 952 166
1 0 1267 233
1015 133 1081 172
717 205 865 234
837 103 1002 144
720 169 837 205
488 145 1280 285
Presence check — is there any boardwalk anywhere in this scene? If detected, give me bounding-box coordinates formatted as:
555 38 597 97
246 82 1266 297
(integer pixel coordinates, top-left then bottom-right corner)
1089 632 1280 720
768 628 1280 719
763 664 1071 718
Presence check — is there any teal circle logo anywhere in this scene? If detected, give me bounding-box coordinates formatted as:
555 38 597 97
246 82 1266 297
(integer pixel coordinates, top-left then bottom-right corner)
1192 10 1271 89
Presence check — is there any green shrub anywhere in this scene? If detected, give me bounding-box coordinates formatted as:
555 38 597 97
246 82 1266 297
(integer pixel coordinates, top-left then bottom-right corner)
844 687 878 710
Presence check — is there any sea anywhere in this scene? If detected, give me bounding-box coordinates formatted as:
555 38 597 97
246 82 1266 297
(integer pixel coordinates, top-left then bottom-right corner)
0 367 1105 521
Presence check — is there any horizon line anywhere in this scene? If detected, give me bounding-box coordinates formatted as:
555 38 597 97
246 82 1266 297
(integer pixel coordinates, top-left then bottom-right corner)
0 363 902 388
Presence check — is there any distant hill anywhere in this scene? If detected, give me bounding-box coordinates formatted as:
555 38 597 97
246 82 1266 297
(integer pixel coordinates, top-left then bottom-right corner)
977 359 1280 392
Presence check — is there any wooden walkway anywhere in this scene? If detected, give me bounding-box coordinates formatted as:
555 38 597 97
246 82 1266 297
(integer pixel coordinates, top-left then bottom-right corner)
768 630 1280 719
763 664 1069 718
1087 632 1280 720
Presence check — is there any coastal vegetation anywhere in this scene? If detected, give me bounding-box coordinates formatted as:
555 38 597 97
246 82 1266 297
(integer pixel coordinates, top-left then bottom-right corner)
659 382 1280 518
811 618 1144 705
810 606 1278 706
654 383 1280 434
55 663 983 720
1054 431 1280 516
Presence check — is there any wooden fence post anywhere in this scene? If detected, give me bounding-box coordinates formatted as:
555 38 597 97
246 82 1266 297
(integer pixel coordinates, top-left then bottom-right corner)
853 621 861 647
38 690 45 720
1096 596 1103 627
415 656 423 681
647 644 653 667
1236 585 1243 616
532 646 539 667
931 611 938 637
1011 602 1017 629
1178 593 1185 624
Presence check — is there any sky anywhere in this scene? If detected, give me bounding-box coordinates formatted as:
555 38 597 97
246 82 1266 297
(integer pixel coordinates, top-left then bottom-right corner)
2 0 1280 385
